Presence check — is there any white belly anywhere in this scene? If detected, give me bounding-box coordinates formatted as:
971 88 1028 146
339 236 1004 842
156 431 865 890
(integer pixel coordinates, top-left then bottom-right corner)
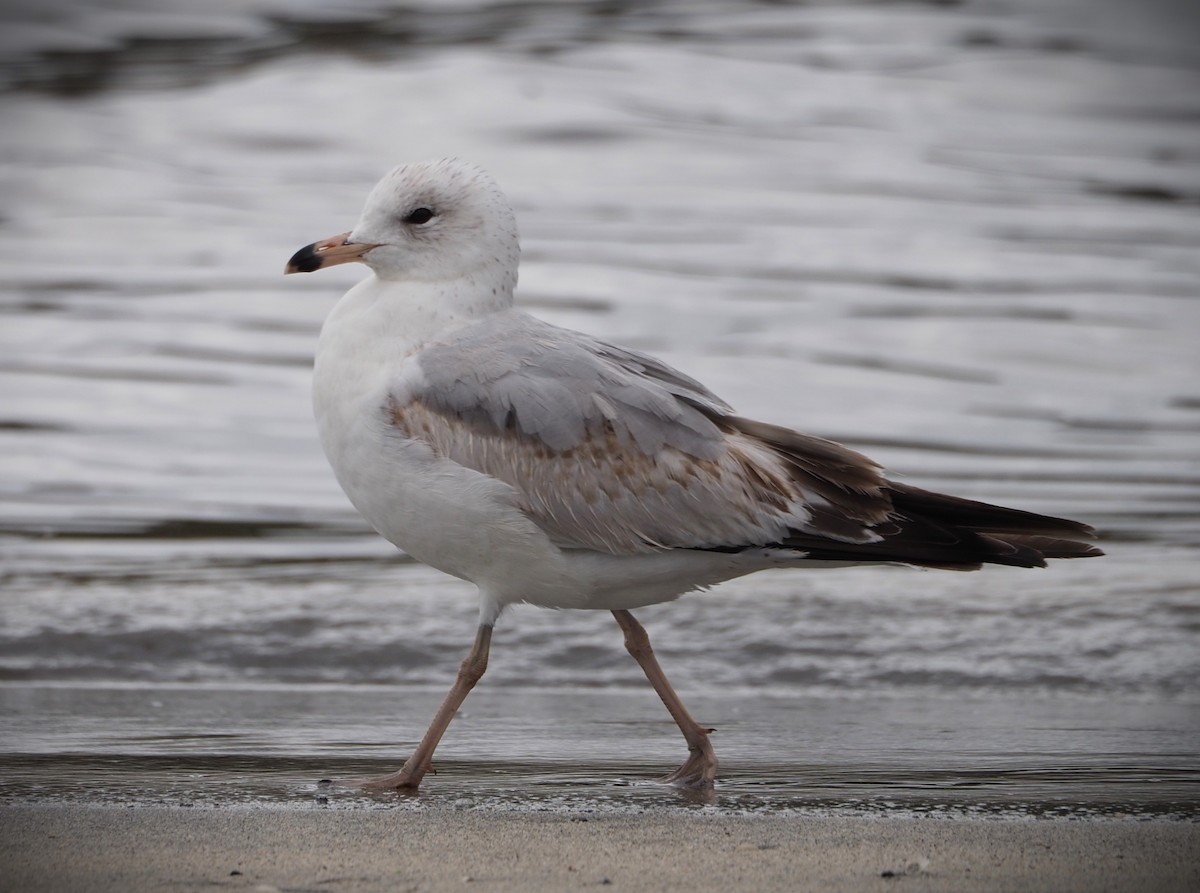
314 368 573 588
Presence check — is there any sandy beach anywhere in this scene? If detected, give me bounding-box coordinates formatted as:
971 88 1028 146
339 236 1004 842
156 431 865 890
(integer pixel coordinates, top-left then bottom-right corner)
2 804 1196 893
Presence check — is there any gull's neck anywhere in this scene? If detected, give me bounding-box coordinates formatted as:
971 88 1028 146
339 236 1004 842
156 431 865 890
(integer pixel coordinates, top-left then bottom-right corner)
312 270 514 451
323 268 515 358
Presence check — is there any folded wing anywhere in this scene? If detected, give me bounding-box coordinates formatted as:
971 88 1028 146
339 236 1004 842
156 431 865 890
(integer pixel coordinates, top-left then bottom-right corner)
391 310 1101 567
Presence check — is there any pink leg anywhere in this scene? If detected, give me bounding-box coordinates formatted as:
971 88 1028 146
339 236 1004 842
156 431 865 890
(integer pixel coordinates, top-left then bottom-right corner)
357 624 492 793
612 609 718 789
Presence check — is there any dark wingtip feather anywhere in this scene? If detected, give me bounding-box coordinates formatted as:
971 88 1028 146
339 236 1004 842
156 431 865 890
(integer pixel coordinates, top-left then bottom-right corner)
887 482 1100 541
874 488 1104 570
700 418 1103 572
992 534 1104 561
752 485 1104 571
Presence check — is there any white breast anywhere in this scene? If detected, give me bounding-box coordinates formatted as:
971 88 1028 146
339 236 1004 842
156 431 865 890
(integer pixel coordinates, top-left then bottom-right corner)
312 277 585 605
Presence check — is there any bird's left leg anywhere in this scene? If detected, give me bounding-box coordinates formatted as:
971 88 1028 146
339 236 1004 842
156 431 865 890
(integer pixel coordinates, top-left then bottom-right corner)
611 609 718 789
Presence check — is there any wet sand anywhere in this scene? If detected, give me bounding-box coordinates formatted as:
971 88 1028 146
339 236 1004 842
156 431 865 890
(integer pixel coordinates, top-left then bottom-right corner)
2 804 1196 893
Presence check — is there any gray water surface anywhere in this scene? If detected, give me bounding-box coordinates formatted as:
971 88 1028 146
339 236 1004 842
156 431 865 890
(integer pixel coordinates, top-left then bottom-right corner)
1 0 1199 815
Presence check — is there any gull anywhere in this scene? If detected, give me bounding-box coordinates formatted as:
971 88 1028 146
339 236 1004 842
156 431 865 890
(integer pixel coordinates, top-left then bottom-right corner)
285 159 1102 792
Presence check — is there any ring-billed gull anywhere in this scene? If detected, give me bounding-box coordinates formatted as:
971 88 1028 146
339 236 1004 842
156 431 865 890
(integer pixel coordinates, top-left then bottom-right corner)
285 159 1101 792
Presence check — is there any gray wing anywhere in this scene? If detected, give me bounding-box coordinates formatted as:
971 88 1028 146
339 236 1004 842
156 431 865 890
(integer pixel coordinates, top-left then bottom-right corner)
391 310 889 554
411 311 731 458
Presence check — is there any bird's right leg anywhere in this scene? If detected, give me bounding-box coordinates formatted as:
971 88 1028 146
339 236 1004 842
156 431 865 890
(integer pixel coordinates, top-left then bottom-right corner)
356 623 493 793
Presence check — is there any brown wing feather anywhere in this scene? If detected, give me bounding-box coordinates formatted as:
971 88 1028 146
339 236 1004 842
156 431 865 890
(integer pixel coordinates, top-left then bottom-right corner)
390 398 885 554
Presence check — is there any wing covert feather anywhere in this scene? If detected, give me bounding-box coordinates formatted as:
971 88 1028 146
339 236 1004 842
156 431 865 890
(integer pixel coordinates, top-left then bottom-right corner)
390 311 890 554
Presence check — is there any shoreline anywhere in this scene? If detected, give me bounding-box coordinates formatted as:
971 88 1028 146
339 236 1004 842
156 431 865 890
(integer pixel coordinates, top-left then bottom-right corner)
2 803 1196 893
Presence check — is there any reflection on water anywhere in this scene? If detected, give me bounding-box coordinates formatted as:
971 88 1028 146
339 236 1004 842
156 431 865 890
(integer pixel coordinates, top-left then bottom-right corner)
1 0 1198 811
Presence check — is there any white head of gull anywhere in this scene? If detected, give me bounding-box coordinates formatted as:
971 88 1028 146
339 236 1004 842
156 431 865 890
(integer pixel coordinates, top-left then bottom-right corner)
285 158 1102 793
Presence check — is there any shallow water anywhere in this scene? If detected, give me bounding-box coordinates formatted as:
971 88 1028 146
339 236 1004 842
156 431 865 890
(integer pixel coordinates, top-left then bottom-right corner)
1 0 1199 815
2 684 1197 819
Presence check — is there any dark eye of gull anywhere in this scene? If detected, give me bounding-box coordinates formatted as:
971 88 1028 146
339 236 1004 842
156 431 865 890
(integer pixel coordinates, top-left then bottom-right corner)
403 207 435 225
